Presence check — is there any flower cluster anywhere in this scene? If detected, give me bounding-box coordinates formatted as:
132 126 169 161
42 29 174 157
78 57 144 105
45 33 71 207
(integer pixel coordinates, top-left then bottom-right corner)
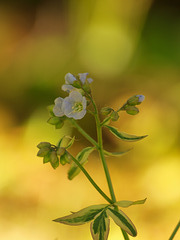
53 73 93 120
37 137 74 169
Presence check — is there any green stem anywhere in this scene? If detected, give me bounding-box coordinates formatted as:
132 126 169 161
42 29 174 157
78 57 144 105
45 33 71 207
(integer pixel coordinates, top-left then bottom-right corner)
91 97 117 203
121 229 130 240
169 221 180 240
90 97 130 240
68 152 113 204
69 118 99 148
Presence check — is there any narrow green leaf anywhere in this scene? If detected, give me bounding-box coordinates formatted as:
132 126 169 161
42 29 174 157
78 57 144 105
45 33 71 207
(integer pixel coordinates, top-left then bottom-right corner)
53 204 108 226
115 198 147 208
104 149 132 157
90 211 110 240
68 147 95 180
66 136 75 149
107 207 137 237
105 125 147 142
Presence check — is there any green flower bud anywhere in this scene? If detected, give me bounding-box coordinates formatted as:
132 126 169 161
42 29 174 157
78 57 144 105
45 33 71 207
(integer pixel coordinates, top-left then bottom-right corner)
101 107 113 116
57 147 66 156
50 151 58 163
126 106 139 115
37 142 51 149
43 152 51 163
110 111 119 121
49 151 59 169
127 95 145 106
37 147 50 157
60 151 71 165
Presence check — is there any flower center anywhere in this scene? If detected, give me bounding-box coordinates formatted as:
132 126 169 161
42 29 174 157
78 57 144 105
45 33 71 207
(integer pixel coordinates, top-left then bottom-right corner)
73 102 83 112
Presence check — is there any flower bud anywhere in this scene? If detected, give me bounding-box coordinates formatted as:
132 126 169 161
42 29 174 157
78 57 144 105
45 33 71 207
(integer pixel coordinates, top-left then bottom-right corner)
126 106 139 115
57 147 66 156
49 151 59 169
60 151 71 165
43 153 51 163
37 142 51 149
50 151 58 163
110 111 119 121
101 107 113 116
37 147 50 157
127 95 145 106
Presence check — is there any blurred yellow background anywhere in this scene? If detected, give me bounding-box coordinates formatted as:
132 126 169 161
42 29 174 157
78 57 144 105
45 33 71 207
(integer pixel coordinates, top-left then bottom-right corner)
0 0 180 239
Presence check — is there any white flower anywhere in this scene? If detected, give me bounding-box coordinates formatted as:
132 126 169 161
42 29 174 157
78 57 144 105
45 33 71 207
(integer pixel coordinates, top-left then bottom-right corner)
53 97 64 117
63 91 87 120
65 73 77 84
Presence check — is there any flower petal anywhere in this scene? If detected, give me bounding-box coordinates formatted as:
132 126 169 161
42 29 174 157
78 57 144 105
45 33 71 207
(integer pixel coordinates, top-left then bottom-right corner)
62 84 75 92
73 109 86 120
65 73 76 84
62 97 75 118
69 91 83 102
87 77 93 84
53 97 64 117
78 73 89 84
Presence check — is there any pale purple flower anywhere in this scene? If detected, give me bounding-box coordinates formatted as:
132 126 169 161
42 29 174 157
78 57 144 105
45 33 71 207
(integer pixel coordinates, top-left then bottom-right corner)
136 95 145 103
